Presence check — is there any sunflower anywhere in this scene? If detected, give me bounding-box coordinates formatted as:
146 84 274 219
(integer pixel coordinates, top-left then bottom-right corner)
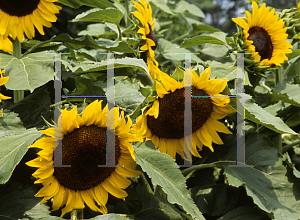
132 67 235 160
298 2 300 12
132 0 157 58
232 1 292 66
0 58 11 117
0 35 12 52
0 0 62 41
26 100 142 217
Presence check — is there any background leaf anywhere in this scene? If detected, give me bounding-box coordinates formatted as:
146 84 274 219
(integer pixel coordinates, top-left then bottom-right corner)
58 0 115 9
72 8 123 26
219 134 300 220
0 127 42 184
0 53 54 92
133 144 206 220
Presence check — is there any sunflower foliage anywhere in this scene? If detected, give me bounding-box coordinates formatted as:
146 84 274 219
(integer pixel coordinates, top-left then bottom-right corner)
0 0 300 220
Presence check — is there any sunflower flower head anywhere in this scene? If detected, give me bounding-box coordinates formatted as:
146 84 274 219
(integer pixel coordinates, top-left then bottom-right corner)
0 0 62 41
26 100 142 217
298 2 300 12
132 67 235 160
232 1 292 66
0 58 11 117
132 0 157 58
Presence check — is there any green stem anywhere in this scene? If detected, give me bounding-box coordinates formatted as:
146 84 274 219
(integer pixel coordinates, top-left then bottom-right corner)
12 38 24 103
50 99 69 108
117 25 122 41
71 209 83 220
274 134 282 154
141 173 153 194
71 210 77 220
124 0 129 28
181 163 220 177
21 39 52 58
282 140 300 153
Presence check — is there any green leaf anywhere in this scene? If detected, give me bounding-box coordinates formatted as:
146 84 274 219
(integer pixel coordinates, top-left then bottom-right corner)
50 33 135 53
171 64 185 81
219 134 300 220
134 184 183 220
0 53 54 92
283 153 300 179
286 49 300 60
218 206 272 220
88 214 131 220
21 39 61 51
174 0 205 18
133 145 205 220
192 184 255 217
242 93 297 135
0 182 51 219
181 32 231 49
115 81 145 111
148 0 174 15
0 128 42 184
0 111 26 135
271 82 300 107
63 58 151 80
58 0 115 9
191 23 221 35
72 8 123 26
158 39 202 63
205 61 237 81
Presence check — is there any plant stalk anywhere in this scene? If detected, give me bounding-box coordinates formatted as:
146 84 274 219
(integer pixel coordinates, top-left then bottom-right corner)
71 209 83 220
12 38 24 103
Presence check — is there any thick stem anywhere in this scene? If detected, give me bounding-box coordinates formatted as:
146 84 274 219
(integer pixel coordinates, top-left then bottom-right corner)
71 209 83 220
124 0 129 28
12 38 24 103
274 68 283 153
282 140 300 153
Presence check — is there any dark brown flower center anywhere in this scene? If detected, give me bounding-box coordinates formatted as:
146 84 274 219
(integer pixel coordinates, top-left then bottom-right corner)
248 26 273 60
0 0 40 17
146 23 158 50
147 88 213 139
53 125 121 191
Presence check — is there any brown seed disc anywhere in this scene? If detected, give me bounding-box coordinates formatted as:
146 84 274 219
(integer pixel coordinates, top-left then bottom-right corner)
147 88 213 139
146 23 158 50
0 0 40 17
248 26 273 60
53 125 121 191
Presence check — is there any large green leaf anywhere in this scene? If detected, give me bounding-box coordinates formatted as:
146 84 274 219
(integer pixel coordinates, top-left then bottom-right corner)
191 23 221 35
174 0 205 18
219 134 300 220
133 184 183 220
0 182 51 220
0 53 54 92
148 0 174 15
72 8 123 26
158 39 202 63
271 82 300 107
206 61 237 81
0 127 42 184
63 58 151 80
218 206 272 220
0 111 26 135
50 33 135 53
114 81 145 111
58 0 115 9
88 214 131 219
133 144 206 220
181 32 231 49
241 93 297 135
